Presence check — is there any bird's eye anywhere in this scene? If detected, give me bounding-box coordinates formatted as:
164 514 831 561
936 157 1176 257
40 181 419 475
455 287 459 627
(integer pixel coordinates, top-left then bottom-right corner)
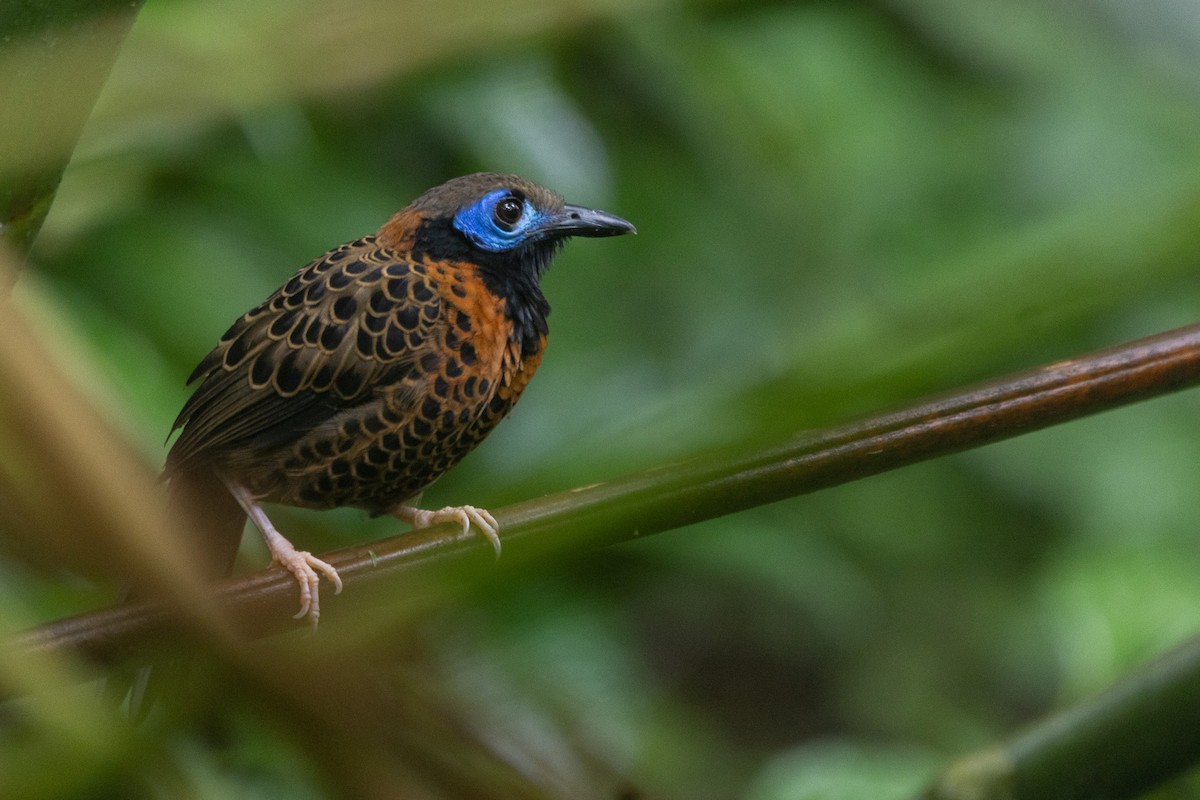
493 196 524 229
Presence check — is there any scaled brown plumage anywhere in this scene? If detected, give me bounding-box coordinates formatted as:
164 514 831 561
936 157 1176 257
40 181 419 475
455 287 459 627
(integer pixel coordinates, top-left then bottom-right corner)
166 173 635 625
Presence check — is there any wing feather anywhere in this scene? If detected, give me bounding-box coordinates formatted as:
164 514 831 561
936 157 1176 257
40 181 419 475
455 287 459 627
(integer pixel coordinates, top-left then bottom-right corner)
166 237 443 476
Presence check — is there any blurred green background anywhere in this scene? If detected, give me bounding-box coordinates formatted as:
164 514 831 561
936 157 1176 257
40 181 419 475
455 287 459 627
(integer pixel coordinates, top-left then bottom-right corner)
6 0 1200 797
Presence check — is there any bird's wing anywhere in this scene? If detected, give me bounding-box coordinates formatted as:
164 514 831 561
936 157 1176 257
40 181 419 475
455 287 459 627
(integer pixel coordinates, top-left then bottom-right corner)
165 236 444 475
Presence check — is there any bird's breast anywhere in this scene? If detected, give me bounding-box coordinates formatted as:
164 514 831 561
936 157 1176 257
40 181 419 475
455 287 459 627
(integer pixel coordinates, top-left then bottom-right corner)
426 260 545 402
271 260 546 513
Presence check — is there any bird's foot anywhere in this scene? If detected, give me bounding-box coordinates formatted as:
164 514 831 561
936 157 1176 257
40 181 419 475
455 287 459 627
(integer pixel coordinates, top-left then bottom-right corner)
393 504 501 557
224 480 343 629
269 539 344 628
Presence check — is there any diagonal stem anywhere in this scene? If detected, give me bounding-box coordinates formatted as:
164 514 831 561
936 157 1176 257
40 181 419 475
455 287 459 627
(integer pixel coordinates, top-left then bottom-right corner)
18 321 1200 664
920 634 1200 800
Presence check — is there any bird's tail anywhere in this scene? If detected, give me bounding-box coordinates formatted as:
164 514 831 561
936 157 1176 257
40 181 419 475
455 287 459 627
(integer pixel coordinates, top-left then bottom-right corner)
107 465 246 719
165 465 247 581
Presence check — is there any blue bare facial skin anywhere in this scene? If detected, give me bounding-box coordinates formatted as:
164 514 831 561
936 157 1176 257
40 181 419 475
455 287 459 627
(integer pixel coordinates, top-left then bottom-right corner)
452 189 545 252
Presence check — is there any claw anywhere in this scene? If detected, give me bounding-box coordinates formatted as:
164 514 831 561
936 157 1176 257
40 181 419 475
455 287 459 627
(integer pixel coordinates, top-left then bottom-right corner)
276 548 343 627
393 504 502 557
224 480 342 629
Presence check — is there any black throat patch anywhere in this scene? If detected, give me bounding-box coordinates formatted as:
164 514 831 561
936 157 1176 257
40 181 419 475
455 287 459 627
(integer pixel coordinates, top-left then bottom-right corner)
411 217 553 358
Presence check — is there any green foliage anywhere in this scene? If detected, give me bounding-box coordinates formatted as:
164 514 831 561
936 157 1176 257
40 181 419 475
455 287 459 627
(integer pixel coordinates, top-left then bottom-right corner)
7 0 1200 797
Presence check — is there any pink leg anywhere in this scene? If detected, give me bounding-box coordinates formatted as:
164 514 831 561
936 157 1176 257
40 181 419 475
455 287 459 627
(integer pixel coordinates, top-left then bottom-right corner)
224 481 343 628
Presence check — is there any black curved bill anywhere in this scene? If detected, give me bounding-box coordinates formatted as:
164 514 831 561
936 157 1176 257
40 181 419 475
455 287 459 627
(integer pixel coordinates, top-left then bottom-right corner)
540 204 637 238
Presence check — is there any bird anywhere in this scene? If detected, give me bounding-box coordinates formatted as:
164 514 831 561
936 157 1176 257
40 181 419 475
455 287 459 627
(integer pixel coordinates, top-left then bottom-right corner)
164 172 635 627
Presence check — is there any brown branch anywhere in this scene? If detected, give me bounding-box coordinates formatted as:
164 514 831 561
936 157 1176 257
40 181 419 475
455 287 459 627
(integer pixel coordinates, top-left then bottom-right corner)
18 321 1200 666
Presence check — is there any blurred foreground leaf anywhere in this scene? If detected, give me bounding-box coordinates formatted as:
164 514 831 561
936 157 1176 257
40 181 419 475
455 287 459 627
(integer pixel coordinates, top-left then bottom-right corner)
0 0 144 253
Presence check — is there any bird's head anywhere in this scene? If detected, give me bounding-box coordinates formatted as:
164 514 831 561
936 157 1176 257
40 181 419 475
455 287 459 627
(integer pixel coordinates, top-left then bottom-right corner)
380 172 635 292
378 173 634 354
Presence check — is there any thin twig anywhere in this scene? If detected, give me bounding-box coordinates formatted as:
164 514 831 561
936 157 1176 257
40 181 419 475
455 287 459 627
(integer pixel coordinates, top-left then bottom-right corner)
19 322 1200 665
